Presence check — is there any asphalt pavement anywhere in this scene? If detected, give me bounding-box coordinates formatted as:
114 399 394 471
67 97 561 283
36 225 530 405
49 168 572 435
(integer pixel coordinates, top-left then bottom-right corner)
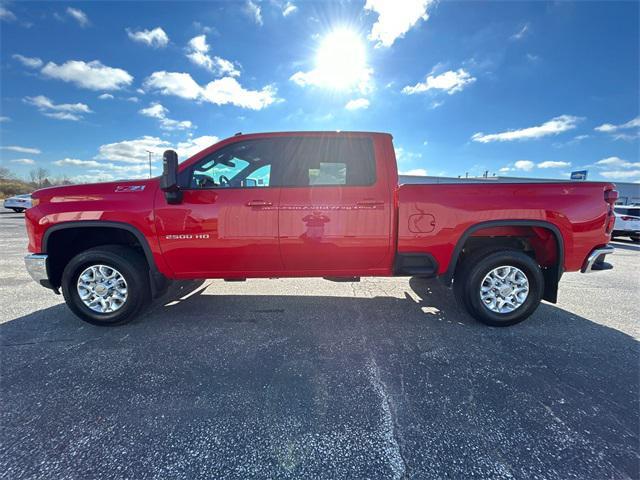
0 210 638 479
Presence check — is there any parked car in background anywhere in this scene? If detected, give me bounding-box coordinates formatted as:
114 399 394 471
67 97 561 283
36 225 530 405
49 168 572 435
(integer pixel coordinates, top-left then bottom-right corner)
3 193 32 213
612 206 640 242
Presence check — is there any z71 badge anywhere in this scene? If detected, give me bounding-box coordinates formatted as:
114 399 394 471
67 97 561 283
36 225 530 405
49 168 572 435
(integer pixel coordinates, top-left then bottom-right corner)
115 185 146 192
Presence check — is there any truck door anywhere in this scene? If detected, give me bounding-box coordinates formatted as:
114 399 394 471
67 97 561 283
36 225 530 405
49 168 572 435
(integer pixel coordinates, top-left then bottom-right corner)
277 134 393 273
154 139 282 277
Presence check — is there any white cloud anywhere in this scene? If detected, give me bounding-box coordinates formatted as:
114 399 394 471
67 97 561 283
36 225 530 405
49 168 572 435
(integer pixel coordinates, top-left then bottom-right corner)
126 96 139 103
71 173 117 184
10 158 36 165
599 170 640 180
0 116 10 122
144 71 278 110
66 7 89 27
24 95 92 121
1 6 17 22
394 147 422 163
514 160 535 171
41 60 133 91
202 77 277 109
596 156 640 168
471 115 581 143
50 135 221 182
498 167 512 173
345 98 370 110
594 116 639 133
1 145 41 154
143 71 203 99
282 2 297 16
95 136 171 164
402 69 476 95
594 117 640 141
127 27 169 48
365 0 432 47
538 161 571 168
98 93 114 100
244 1 263 26
139 102 194 131
399 168 428 176
176 135 220 159
42 112 83 121
12 54 43 68
92 135 219 167
53 158 103 168
510 23 530 40
186 35 240 77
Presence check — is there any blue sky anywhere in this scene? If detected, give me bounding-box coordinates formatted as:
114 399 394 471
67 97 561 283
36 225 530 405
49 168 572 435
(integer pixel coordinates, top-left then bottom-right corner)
1 0 638 184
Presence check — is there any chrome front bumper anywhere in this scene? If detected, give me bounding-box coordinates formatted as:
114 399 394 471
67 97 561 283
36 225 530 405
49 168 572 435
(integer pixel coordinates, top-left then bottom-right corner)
581 246 614 273
24 254 49 284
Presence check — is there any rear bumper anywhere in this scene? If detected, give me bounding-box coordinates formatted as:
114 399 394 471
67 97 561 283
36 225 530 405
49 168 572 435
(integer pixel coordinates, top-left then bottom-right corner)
24 254 52 288
581 246 614 273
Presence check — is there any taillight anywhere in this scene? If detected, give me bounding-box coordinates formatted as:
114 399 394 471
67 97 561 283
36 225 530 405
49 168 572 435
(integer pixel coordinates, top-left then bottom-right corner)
604 189 618 205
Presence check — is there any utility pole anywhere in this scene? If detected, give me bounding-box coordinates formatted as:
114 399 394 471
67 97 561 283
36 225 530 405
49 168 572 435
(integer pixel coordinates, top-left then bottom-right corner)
145 150 153 179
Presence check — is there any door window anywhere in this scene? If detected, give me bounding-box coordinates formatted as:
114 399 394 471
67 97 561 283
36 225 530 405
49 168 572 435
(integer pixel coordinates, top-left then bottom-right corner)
279 137 376 187
184 140 278 189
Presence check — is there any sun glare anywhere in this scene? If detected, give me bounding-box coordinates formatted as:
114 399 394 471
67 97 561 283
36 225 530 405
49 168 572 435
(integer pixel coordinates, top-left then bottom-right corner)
315 28 368 91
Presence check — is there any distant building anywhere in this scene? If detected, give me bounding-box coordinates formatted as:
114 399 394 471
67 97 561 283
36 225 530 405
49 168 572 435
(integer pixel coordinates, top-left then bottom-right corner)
399 175 640 205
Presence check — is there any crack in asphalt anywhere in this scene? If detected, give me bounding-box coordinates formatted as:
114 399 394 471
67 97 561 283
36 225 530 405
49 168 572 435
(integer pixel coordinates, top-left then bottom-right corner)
366 355 409 480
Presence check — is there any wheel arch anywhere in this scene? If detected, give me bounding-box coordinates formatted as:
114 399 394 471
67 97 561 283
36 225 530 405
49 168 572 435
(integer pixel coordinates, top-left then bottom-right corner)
441 219 565 303
42 221 168 295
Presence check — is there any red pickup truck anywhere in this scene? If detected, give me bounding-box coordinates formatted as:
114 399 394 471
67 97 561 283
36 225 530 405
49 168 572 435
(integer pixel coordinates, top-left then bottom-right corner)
24 131 617 327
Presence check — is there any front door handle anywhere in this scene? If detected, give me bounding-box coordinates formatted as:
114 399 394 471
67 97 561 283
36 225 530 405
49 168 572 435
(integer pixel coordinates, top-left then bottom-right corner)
246 200 273 207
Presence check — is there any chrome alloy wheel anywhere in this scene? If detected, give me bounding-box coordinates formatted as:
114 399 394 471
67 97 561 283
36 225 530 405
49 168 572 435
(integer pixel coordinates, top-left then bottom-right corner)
76 264 128 313
480 265 530 314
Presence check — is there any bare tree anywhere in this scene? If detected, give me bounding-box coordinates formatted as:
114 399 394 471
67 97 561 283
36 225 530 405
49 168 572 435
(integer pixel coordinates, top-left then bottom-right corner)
0 166 13 180
29 167 50 188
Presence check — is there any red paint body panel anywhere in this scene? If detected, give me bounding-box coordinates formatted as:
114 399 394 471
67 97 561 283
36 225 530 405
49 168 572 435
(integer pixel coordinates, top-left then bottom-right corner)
25 131 613 282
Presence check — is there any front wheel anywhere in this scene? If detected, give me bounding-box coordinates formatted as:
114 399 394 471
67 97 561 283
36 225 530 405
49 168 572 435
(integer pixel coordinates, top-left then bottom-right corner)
61 245 150 326
454 250 544 327
11 208 25 213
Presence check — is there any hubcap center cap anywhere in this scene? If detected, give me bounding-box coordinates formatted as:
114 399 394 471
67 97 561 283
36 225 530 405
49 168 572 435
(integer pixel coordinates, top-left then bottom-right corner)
94 284 108 296
499 285 513 297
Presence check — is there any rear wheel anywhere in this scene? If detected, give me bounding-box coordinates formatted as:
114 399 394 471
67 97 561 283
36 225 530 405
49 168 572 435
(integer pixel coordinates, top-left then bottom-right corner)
61 245 150 326
454 249 544 327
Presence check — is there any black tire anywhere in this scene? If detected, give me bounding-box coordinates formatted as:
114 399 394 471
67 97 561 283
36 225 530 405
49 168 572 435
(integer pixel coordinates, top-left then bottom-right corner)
61 245 150 326
12 208 25 213
454 249 544 327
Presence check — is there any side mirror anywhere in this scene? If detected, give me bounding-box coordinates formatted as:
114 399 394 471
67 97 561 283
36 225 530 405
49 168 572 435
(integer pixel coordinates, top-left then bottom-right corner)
160 150 183 204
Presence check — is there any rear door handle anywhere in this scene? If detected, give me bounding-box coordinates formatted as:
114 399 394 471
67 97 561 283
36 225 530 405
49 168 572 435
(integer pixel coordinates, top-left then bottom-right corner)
356 200 384 207
246 200 273 207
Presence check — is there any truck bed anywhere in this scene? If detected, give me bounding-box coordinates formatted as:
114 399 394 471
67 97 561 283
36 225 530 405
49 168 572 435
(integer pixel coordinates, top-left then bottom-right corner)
397 181 614 275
